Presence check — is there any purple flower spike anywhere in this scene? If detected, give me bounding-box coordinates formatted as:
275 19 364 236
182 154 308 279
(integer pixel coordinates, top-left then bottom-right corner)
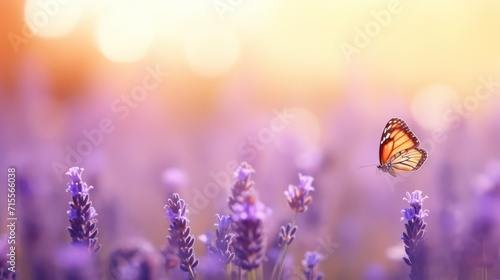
231 197 271 222
233 161 255 181
66 167 93 196
164 196 189 223
215 214 232 231
401 189 429 280
165 193 199 280
65 167 100 254
404 190 428 208
278 223 298 247
228 162 268 271
284 174 315 213
274 173 317 280
302 251 324 280
298 174 315 192
205 214 235 268
66 166 84 182
400 207 416 222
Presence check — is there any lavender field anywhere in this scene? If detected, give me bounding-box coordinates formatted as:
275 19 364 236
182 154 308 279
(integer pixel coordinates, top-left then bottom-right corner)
2 1 500 279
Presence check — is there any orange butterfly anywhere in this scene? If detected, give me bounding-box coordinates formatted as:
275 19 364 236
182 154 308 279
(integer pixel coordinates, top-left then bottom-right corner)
377 118 427 177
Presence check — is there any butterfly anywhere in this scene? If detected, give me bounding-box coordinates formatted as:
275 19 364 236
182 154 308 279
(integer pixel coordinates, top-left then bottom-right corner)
377 118 427 177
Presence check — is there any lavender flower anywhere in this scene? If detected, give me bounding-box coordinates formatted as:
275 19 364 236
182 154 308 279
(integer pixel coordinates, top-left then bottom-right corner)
198 214 235 268
228 162 255 212
273 174 315 280
216 214 232 231
301 251 324 280
229 162 269 271
401 190 429 280
165 193 199 280
196 215 234 279
232 198 271 222
65 167 101 254
284 174 315 213
209 214 235 266
233 162 255 181
231 199 268 271
277 223 298 248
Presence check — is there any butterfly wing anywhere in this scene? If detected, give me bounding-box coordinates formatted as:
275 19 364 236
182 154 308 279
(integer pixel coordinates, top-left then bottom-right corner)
378 118 427 176
389 148 427 172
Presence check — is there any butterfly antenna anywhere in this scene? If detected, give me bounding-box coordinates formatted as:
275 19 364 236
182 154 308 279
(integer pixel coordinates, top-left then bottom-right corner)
358 164 378 169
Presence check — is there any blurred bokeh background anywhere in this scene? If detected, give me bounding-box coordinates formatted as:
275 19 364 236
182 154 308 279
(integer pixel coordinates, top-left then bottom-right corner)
2 0 500 279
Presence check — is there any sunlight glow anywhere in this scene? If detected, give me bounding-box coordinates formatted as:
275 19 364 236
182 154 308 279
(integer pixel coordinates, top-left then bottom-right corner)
96 5 154 63
24 0 83 38
184 24 240 77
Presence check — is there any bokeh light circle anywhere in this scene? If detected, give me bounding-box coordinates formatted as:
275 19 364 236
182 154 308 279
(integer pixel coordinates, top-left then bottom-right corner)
411 84 460 130
24 0 83 38
97 5 154 63
184 24 240 77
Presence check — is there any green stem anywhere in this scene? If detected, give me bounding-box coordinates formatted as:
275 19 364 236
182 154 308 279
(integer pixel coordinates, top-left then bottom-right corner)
248 269 256 280
482 241 487 280
308 268 315 280
225 262 232 280
277 243 290 280
187 265 196 280
257 265 264 280
270 249 283 280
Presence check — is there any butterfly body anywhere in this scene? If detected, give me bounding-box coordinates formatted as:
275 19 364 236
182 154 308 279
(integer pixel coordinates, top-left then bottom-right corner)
377 118 427 177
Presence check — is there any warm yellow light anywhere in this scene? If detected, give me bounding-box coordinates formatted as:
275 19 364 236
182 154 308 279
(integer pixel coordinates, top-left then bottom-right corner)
153 0 208 36
96 5 154 63
24 0 83 38
224 0 275 29
411 84 460 130
184 23 240 77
